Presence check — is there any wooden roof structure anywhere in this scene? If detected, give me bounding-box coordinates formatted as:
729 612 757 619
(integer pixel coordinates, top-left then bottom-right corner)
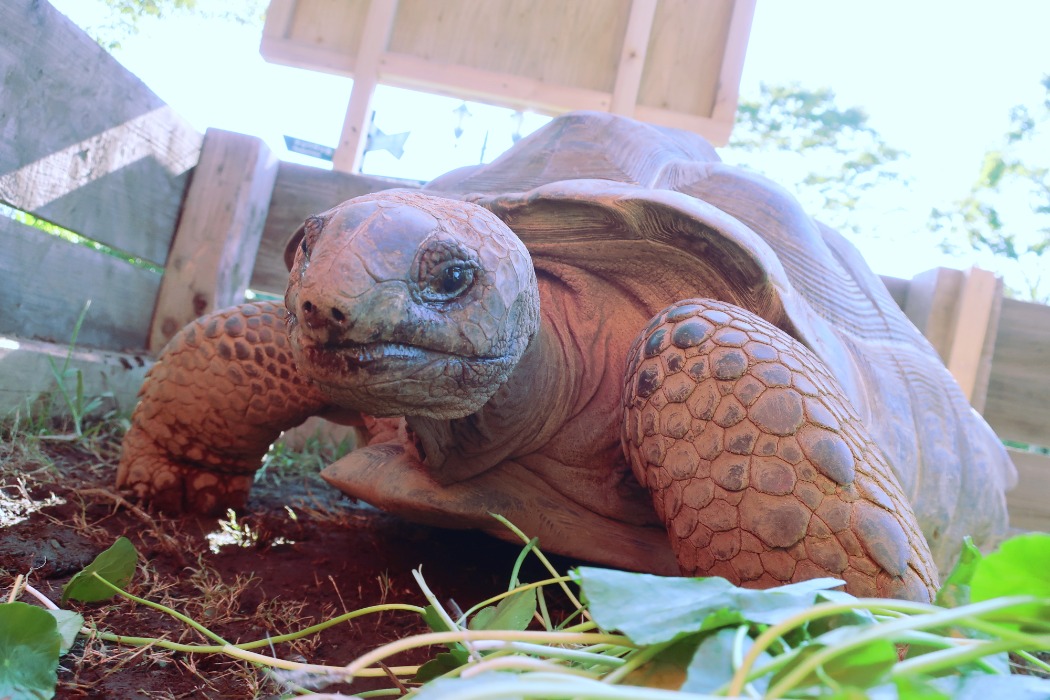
261 0 756 171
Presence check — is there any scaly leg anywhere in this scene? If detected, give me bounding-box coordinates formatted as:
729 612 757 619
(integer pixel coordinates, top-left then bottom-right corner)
622 299 937 601
118 301 342 514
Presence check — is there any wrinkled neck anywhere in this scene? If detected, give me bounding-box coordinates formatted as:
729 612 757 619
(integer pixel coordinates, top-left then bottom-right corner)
406 316 575 484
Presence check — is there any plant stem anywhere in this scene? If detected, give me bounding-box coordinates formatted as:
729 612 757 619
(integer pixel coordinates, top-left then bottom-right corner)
491 514 584 609
343 630 635 679
91 572 230 645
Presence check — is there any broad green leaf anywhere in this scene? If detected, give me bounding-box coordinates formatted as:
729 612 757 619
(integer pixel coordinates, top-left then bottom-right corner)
769 637 897 692
890 675 952 699
683 627 770 695
935 536 982 608
62 536 137 604
421 605 456 633
48 609 84 655
412 650 469 683
576 566 845 644
0 602 62 700
969 532 1050 629
468 589 535 632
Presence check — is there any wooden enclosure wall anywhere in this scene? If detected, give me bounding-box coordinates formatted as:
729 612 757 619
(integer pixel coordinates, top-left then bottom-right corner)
0 0 201 352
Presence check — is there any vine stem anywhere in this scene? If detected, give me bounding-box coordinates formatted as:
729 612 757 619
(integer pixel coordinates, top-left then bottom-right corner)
342 630 634 679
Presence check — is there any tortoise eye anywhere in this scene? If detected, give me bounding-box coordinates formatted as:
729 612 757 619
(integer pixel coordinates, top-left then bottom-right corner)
424 262 475 301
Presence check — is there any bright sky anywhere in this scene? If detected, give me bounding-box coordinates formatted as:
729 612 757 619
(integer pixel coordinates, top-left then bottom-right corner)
50 0 1050 287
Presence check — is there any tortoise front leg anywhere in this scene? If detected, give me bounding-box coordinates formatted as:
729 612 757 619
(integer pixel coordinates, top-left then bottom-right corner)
622 299 938 602
118 301 341 514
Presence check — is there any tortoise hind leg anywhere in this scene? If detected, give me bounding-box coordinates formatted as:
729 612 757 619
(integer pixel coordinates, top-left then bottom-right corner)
622 299 938 602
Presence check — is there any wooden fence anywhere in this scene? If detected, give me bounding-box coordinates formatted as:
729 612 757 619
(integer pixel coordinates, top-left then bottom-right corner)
1 0 1047 531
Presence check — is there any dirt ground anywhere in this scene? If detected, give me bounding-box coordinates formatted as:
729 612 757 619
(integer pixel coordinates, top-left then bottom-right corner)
0 423 577 699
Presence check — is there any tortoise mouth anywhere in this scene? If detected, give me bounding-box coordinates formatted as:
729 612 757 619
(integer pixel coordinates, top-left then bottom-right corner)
298 340 437 375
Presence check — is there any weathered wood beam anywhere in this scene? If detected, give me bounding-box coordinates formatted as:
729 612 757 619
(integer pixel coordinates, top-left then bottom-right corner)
148 129 278 353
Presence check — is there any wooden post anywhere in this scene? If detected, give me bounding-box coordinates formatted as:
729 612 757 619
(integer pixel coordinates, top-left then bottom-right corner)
903 266 1003 412
331 0 399 173
609 0 657 117
710 0 757 128
148 129 278 353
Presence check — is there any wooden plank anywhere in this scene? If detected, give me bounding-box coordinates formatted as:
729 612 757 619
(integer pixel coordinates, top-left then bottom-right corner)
984 297 1050 447
332 0 400 172
0 217 159 351
148 130 278 352
0 0 201 264
637 0 734 118
1006 449 1050 532
900 267 1003 411
710 0 757 127
0 337 151 421
262 0 296 39
945 267 1002 412
609 0 657 116
387 0 629 92
380 52 614 113
250 162 416 295
903 267 964 364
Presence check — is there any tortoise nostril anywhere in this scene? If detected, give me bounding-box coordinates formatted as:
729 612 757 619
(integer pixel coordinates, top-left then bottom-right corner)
302 300 316 314
331 308 346 324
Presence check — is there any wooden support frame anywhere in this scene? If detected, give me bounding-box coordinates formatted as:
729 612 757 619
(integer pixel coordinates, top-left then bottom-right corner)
148 129 279 353
332 0 400 172
609 0 657 117
261 0 757 170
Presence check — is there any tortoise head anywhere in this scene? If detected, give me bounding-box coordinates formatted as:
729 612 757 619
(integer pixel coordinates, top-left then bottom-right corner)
284 190 540 419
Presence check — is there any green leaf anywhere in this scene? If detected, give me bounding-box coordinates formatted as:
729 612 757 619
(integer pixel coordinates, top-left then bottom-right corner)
412 649 469 683
769 636 897 692
935 536 982 608
683 627 770 695
621 635 701 690
969 532 1050 628
48 609 84 655
576 566 845 644
0 601 62 700
468 588 536 632
62 536 138 604
892 675 952 699
421 605 457 634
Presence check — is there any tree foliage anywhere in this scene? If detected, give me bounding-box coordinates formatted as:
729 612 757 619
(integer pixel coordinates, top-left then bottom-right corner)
86 0 265 49
930 75 1050 302
725 83 906 233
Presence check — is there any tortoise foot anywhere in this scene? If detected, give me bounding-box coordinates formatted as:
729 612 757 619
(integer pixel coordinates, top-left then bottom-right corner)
622 298 938 602
117 426 253 515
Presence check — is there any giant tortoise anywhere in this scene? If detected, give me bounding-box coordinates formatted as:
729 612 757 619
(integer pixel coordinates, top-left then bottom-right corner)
118 111 1016 602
